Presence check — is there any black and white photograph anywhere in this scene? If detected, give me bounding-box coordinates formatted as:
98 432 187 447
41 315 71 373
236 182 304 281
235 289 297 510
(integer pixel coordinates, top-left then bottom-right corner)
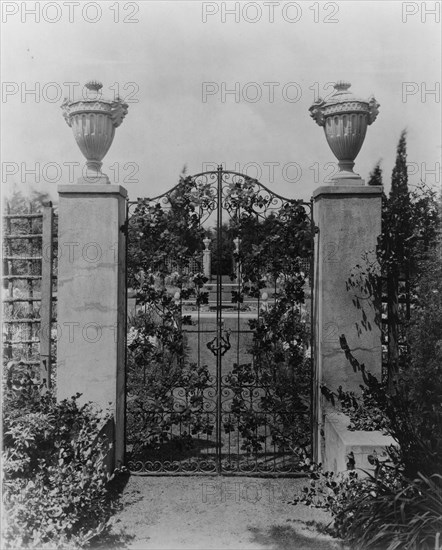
1 1 441 548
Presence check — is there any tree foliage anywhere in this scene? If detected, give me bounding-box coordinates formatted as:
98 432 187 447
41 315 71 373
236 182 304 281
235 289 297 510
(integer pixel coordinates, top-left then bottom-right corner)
126 174 313 463
127 176 206 288
369 132 440 386
377 130 439 281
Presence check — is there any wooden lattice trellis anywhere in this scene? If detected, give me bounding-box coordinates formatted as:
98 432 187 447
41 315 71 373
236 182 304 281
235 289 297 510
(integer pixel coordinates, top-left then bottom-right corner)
2 202 57 389
381 276 411 382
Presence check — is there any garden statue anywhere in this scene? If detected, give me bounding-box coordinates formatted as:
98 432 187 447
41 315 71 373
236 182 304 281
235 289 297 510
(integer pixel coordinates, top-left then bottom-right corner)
203 237 211 279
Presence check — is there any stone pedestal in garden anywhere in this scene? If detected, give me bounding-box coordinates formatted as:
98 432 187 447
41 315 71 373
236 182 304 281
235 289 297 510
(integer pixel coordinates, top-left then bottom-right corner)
312 183 383 463
56 183 127 469
203 237 211 279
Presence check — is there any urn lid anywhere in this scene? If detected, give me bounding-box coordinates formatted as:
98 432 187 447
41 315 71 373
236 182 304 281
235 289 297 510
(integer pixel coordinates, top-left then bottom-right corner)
61 80 128 128
62 80 123 103
325 81 363 104
309 81 380 127
85 80 103 93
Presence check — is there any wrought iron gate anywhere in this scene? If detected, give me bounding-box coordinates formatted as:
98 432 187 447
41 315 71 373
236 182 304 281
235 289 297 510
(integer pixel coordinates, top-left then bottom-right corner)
126 167 314 475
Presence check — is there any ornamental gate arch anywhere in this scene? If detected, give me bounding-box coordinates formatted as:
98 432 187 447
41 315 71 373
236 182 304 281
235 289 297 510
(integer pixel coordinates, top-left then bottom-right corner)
125 167 315 475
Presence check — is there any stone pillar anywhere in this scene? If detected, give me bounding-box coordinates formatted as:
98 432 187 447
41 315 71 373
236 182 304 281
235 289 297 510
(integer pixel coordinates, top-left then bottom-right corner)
56 183 127 469
312 184 382 463
203 237 211 279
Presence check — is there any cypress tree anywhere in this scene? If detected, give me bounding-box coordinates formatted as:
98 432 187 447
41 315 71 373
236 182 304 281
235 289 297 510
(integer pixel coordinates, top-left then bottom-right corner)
384 130 411 390
368 161 383 186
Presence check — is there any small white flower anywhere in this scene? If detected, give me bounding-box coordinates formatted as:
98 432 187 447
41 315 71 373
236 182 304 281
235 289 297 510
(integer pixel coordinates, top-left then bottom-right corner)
148 335 159 348
127 327 139 346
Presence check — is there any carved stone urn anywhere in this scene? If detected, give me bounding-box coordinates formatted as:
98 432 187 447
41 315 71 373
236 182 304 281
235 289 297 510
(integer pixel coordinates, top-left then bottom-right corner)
309 81 379 184
61 81 128 183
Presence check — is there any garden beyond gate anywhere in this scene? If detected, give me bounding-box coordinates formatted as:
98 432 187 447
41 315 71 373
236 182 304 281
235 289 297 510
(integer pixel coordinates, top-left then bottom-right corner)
126 167 314 475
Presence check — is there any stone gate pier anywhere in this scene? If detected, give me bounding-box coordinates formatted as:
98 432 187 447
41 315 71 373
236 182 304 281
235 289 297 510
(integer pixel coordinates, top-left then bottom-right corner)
57 82 128 469
310 82 395 470
57 183 127 469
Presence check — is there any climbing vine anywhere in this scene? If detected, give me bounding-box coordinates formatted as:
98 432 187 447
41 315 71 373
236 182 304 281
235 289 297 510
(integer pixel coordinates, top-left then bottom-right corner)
126 173 313 464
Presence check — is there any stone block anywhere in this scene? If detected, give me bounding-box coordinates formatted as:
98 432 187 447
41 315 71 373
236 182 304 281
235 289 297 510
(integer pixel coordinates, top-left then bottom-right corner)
323 409 396 475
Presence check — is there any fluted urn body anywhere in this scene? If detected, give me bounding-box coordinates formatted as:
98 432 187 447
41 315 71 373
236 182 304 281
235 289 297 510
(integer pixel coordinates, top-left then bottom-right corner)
309 81 379 183
61 81 128 183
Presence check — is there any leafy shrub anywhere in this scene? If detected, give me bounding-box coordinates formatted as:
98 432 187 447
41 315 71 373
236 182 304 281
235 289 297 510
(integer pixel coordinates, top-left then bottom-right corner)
225 358 311 456
338 248 442 480
126 307 214 458
2 361 121 549
293 455 442 550
294 247 442 549
404 253 442 473
320 384 391 433
225 271 312 456
127 177 206 288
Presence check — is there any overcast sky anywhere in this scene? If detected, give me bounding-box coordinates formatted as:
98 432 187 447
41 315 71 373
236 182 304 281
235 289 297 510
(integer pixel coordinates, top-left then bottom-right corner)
2 0 441 203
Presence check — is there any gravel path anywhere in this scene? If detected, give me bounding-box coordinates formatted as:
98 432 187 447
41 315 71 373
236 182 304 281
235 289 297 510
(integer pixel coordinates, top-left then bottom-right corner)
108 475 342 550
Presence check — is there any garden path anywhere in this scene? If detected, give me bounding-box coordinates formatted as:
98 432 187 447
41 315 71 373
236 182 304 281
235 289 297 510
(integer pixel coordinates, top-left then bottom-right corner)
107 476 342 550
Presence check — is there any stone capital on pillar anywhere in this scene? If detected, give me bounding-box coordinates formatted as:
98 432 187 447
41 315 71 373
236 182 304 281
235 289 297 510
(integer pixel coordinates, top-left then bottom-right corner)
56 183 127 469
312 181 383 462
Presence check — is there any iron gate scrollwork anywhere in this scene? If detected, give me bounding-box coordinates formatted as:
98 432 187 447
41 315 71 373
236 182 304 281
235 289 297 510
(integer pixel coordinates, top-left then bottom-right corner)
126 166 314 475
